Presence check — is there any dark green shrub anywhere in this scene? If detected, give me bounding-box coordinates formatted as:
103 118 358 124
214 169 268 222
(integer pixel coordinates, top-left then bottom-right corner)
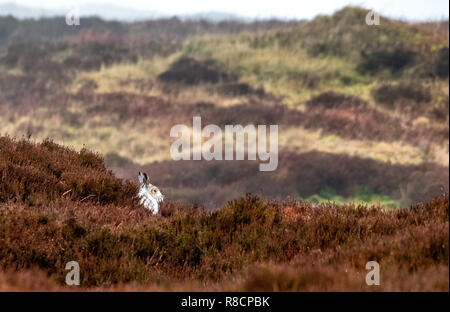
358 48 416 75
371 82 431 111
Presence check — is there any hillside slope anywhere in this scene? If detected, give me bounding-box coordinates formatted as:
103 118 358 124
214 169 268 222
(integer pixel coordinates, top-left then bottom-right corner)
0 137 448 291
0 6 448 206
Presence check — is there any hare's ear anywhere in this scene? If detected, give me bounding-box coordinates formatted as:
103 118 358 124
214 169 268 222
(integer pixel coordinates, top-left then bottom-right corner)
138 172 144 184
143 172 149 183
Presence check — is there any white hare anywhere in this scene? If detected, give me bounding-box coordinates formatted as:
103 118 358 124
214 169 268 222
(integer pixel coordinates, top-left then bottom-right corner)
138 171 164 214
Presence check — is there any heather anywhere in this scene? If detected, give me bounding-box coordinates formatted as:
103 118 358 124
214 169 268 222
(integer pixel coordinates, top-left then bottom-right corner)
0 5 448 291
0 137 448 291
0 136 137 206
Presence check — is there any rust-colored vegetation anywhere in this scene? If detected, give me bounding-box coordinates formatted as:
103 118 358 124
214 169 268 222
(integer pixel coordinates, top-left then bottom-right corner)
0 6 448 291
0 137 448 291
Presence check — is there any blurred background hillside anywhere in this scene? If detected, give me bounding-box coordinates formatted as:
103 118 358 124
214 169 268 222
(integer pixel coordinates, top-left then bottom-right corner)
0 1 449 208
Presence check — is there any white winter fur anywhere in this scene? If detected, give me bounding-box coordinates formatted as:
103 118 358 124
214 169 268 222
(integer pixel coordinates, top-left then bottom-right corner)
138 172 164 214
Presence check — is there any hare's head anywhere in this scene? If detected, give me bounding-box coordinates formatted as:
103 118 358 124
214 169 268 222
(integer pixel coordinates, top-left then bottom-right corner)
138 171 164 204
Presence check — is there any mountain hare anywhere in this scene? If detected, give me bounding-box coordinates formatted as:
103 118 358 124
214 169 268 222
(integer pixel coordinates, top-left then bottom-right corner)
138 171 164 214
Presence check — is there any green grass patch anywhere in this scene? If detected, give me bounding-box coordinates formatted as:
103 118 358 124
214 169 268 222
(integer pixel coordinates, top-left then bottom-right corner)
298 187 401 209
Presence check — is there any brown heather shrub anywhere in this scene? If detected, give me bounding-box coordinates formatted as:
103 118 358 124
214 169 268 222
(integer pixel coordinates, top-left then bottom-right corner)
0 193 447 290
0 269 70 292
65 87 447 146
115 150 448 207
435 47 449 78
230 263 449 291
215 82 266 97
73 92 171 123
357 48 416 75
0 135 448 291
0 136 138 206
2 64 446 146
371 82 432 112
158 57 233 85
304 92 449 144
0 74 57 109
305 91 368 110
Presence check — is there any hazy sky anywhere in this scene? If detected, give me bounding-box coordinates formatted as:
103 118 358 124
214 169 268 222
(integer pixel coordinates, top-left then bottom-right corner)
1 0 449 21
